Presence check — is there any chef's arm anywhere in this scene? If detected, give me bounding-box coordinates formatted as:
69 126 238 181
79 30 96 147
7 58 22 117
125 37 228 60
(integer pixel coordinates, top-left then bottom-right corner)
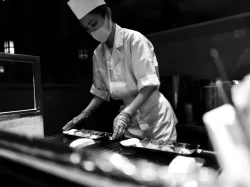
82 96 105 114
123 86 156 116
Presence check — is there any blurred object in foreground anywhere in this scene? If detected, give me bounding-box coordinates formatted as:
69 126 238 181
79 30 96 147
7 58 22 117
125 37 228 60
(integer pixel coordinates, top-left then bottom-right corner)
80 149 219 187
203 104 250 187
0 129 220 187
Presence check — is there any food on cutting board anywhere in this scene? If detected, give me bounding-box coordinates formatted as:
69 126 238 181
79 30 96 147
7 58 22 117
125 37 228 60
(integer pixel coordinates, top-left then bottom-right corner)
63 129 78 135
120 138 197 155
120 138 140 146
63 128 111 139
69 138 95 149
175 147 192 154
89 135 99 139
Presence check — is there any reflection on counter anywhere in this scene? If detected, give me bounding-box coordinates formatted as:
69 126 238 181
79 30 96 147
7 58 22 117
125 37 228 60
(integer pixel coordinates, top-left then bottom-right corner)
0 129 221 187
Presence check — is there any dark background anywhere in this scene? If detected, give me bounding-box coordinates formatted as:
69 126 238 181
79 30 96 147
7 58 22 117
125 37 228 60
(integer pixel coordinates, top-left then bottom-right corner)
1 0 250 141
1 0 250 84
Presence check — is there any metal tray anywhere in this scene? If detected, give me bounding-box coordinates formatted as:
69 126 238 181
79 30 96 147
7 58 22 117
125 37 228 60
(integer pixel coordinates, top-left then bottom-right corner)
120 138 200 156
63 129 112 141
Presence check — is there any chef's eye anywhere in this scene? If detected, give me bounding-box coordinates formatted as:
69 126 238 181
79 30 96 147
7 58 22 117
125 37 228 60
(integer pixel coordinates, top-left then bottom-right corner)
91 21 97 27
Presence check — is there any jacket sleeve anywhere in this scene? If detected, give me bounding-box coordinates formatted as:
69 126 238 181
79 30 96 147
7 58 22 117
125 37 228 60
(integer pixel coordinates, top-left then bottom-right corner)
90 55 110 101
131 34 160 91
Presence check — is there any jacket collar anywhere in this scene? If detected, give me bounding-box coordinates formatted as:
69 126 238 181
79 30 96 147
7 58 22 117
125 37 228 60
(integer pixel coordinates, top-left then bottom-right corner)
113 24 123 50
102 24 124 65
102 24 123 53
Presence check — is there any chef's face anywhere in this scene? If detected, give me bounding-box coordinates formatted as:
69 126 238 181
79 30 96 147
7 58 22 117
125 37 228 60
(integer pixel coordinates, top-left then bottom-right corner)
79 13 106 34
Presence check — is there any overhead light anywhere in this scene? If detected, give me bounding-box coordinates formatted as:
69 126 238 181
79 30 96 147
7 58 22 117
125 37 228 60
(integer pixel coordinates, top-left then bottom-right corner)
78 49 89 60
4 41 15 54
1 0 14 3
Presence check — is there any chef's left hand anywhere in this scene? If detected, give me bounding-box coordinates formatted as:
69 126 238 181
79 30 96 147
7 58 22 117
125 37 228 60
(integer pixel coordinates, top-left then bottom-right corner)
112 111 132 140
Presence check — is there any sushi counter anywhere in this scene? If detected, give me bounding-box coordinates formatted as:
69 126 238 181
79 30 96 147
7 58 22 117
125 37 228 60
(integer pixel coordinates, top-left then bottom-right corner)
0 129 220 187
46 131 219 170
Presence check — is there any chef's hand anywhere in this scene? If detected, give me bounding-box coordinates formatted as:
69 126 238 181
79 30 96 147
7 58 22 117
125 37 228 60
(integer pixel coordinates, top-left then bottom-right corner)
112 111 132 140
62 110 91 131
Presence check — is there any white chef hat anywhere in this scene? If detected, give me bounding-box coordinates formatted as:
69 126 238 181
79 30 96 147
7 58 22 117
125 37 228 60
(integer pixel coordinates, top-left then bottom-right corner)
67 0 106 20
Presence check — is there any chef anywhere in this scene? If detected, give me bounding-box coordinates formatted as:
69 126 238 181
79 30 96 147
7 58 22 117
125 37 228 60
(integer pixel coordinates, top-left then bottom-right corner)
63 0 178 142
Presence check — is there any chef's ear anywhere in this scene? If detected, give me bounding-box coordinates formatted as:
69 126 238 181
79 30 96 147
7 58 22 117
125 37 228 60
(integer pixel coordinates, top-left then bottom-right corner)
107 7 112 21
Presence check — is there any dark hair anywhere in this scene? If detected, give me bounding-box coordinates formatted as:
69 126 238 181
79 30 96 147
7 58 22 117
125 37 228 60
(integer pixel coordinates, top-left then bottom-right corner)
88 4 109 18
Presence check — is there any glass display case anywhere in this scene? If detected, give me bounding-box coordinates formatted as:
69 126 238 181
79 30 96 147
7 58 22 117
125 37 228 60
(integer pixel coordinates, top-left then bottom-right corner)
0 52 44 137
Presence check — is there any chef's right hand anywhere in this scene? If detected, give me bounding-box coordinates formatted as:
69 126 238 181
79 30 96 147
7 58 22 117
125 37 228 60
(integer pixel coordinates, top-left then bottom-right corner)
112 111 131 140
62 110 91 131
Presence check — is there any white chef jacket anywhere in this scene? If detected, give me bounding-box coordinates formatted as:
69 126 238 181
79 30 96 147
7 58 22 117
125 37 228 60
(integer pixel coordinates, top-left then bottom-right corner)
90 24 177 142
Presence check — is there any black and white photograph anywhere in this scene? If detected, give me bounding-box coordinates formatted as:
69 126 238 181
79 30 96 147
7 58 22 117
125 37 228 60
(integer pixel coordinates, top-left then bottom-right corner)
1 0 250 186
